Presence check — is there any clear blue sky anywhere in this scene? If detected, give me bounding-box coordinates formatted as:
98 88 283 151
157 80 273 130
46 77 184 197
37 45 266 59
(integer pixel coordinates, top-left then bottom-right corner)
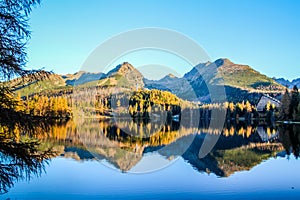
27 0 300 80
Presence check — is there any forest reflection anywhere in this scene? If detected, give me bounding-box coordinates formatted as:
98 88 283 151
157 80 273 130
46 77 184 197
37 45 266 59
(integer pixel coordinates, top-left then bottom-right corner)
28 118 300 173
1 118 300 193
0 132 56 194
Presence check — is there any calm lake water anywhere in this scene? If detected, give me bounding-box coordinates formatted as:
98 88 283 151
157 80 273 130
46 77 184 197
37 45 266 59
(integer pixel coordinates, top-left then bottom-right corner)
1 118 300 199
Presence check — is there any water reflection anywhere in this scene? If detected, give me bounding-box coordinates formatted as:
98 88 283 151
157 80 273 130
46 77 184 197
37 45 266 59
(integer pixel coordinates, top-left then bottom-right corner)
0 132 55 194
29 119 300 174
278 124 300 158
1 118 300 193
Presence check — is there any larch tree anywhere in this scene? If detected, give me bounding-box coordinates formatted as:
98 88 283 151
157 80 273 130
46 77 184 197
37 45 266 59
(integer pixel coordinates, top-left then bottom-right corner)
0 0 42 80
0 0 51 135
0 1 56 194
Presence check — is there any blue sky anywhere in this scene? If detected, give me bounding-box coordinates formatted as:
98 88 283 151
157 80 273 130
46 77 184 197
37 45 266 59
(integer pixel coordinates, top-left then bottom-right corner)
27 0 300 80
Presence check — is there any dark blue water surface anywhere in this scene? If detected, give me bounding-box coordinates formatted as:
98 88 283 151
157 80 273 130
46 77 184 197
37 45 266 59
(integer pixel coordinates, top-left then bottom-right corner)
3 155 300 200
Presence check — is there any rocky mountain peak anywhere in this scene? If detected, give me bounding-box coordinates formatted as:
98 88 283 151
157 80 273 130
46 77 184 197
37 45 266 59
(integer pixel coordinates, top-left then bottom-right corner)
102 62 144 89
214 58 234 67
108 62 136 77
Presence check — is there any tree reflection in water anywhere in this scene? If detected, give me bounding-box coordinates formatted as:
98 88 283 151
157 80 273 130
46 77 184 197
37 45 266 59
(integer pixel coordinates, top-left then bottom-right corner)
0 132 55 194
97 119 300 176
278 124 300 158
2 119 300 193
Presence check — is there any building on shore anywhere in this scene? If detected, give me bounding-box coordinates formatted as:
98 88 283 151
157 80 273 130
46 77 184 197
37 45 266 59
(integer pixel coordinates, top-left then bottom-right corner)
256 94 281 112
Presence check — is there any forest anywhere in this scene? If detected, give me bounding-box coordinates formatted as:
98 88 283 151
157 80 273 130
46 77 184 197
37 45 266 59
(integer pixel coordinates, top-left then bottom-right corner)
91 87 298 123
279 86 300 121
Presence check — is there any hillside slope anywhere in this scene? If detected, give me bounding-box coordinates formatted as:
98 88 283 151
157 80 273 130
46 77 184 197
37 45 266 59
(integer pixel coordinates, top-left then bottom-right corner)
212 58 283 90
11 71 104 96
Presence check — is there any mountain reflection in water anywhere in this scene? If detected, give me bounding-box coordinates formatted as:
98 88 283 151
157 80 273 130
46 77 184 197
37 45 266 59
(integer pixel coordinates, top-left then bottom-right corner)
1 118 300 193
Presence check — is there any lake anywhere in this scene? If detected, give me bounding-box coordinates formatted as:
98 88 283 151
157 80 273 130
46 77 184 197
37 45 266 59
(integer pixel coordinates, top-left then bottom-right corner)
1 118 300 199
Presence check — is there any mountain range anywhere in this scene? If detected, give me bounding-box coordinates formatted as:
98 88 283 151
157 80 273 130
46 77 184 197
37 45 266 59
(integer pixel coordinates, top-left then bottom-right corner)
272 77 300 89
145 58 285 102
11 58 294 103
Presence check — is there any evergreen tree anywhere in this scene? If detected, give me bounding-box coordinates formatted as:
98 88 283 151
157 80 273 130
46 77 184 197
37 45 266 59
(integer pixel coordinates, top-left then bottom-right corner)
294 103 300 121
280 88 291 120
290 85 299 119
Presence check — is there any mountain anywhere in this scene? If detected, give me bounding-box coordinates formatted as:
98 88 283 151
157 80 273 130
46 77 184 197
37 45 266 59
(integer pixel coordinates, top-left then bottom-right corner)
144 73 195 99
97 62 144 89
145 58 284 102
11 63 144 96
293 79 300 88
183 58 283 90
64 71 105 86
273 77 300 89
11 71 105 96
10 71 67 96
210 58 282 89
161 73 177 80
11 59 285 102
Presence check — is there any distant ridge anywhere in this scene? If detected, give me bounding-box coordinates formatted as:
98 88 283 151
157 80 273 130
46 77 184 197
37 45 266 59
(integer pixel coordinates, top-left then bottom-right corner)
10 59 286 102
273 77 300 89
164 73 177 79
64 71 105 86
